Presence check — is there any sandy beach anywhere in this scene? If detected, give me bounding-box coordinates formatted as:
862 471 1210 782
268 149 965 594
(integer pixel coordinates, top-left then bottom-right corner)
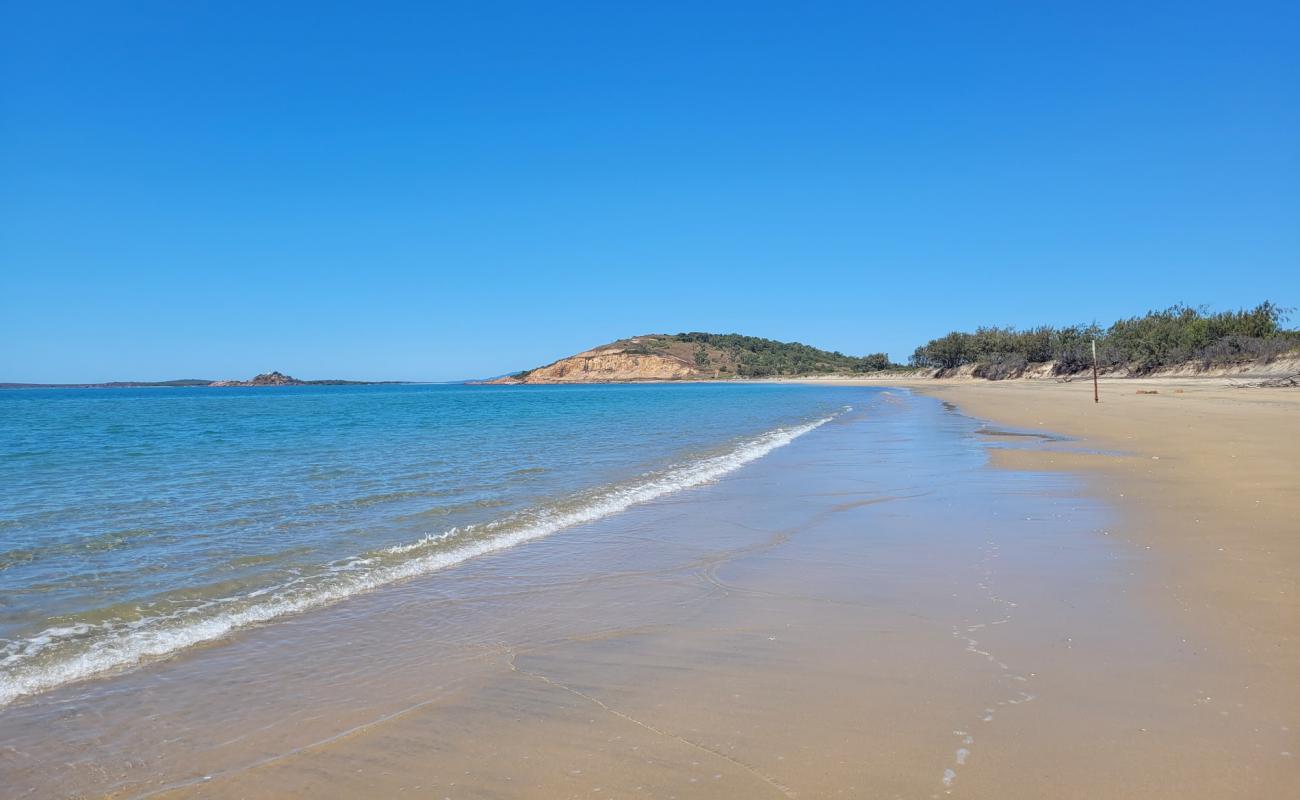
886 376 1299 671
826 375 1300 792
3 381 1296 798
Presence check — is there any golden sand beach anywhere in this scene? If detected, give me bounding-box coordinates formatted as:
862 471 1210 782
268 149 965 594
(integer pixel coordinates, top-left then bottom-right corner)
825 376 1300 795
916 377 1299 661
105 380 1294 799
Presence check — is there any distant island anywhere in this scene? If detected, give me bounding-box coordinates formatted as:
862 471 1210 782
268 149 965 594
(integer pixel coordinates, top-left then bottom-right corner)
207 371 383 387
0 371 398 389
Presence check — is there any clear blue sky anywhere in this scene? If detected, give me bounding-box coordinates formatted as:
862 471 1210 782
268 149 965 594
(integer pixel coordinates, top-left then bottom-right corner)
2 1 1297 382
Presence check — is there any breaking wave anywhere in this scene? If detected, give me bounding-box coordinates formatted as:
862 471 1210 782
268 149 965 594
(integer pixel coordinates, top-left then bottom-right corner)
0 413 835 707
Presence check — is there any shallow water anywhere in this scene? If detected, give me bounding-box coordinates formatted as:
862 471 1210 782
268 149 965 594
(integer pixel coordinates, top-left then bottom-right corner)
0 386 1101 796
0 383 853 705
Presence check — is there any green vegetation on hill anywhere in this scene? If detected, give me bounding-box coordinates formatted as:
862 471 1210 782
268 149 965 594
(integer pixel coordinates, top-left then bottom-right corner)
670 332 895 377
505 301 1298 384
909 302 1299 378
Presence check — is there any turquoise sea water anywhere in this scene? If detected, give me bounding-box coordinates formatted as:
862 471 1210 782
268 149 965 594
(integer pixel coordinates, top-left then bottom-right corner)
0 383 857 705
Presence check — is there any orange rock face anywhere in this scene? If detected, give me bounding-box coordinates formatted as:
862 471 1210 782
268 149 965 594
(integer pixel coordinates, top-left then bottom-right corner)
490 338 719 383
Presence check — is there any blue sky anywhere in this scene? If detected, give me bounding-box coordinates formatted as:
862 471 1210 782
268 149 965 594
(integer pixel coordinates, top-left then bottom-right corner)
2 1 1297 382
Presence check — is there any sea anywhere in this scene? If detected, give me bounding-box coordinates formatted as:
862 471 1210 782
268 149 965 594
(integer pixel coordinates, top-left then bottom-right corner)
0 382 858 707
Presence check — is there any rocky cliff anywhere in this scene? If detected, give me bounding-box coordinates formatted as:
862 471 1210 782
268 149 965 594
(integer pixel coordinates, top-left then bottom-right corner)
489 338 720 383
488 333 899 384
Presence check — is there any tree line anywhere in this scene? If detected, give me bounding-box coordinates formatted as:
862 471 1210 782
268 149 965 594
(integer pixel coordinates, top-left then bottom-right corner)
907 302 1298 378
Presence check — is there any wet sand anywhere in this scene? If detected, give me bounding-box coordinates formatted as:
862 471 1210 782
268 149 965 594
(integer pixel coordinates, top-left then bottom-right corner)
3 387 1296 797
918 378 1300 759
827 376 1300 792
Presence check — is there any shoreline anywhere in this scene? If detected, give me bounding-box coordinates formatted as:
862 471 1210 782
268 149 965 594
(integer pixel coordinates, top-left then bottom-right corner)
163 385 1295 797
3 383 1295 797
806 375 1299 645
815 375 1300 765
923 378 1300 725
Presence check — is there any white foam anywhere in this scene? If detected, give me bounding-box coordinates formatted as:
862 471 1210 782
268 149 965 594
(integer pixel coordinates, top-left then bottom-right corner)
0 414 833 707
381 527 464 554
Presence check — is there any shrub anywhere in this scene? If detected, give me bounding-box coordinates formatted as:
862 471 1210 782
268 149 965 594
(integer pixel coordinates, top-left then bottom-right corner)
972 353 1029 380
693 343 711 368
1194 334 1300 367
858 352 893 371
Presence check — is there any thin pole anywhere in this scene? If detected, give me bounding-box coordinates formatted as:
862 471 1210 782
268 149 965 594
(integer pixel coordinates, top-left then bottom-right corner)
1092 339 1099 403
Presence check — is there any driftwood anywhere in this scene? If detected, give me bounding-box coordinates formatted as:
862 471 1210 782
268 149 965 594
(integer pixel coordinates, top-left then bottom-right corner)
1228 374 1300 389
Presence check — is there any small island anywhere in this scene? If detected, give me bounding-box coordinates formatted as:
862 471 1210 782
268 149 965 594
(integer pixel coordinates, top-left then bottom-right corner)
207 371 381 387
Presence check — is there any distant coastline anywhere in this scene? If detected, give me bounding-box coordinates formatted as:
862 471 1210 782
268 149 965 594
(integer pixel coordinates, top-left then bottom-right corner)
0 371 405 389
11 302 1297 389
483 303 1299 385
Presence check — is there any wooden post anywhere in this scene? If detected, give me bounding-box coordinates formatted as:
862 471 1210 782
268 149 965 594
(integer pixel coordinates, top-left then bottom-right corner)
1092 339 1099 403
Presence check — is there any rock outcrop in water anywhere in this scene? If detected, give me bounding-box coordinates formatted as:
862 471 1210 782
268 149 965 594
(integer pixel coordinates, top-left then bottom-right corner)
210 371 302 387
209 372 382 387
